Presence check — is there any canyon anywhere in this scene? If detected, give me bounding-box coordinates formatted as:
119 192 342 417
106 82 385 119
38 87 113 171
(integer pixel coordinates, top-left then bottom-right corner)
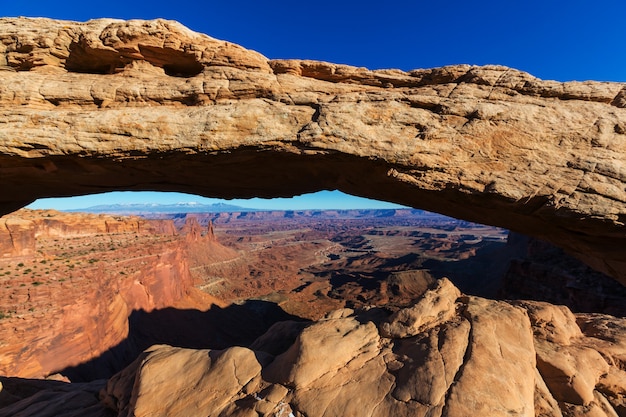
0 16 625 417
1 208 510 379
0 209 225 380
1 208 626 416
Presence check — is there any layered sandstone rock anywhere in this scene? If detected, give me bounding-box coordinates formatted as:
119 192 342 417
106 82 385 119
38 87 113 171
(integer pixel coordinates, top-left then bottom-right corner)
2 279 625 416
98 280 626 417
0 18 624 284
0 210 224 380
0 209 176 257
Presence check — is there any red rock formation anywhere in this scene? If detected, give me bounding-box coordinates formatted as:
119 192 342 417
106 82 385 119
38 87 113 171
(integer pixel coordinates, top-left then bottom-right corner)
206 220 216 242
0 216 36 257
85 279 624 417
0 210 226 379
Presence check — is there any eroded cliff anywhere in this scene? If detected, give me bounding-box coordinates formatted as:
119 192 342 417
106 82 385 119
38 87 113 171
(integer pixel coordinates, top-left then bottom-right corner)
0 210 225 379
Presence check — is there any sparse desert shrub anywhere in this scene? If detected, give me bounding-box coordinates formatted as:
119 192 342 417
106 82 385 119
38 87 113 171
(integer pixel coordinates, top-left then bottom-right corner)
32 281 43 286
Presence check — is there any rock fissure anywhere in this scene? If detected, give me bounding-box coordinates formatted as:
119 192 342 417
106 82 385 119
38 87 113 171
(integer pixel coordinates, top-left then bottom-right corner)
440 313 474 415
611 88 626 108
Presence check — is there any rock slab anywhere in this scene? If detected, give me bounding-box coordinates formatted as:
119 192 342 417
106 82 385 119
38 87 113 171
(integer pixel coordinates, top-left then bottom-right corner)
2 279 626 416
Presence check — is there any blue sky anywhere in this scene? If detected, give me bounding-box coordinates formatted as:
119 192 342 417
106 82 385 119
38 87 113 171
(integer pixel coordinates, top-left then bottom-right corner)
28 191 401 211
6 1 626 210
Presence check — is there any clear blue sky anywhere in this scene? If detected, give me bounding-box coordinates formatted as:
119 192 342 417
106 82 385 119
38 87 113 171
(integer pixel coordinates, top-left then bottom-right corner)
6 1 626 210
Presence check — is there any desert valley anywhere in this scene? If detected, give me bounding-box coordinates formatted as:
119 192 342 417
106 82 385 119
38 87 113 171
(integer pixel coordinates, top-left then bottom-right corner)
1 16 626 417
2 207 626 416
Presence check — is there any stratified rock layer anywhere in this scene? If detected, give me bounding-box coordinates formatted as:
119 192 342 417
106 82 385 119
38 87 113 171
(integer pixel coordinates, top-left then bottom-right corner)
0 18 625 283
4 279 623 417
97 280 626 417
0 210 227 380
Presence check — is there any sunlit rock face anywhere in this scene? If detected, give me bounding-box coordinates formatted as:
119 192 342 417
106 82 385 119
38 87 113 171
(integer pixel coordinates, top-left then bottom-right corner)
0 18 625 283
4 279 626 417
0 210 232 380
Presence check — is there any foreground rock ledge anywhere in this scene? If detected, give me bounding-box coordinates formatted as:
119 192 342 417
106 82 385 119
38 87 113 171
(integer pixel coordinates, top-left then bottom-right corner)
0 17 625 283
3 279 626 417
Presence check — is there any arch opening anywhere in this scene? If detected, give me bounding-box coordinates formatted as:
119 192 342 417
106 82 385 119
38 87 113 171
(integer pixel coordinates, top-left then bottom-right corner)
12 189 626 317
3 189 625 383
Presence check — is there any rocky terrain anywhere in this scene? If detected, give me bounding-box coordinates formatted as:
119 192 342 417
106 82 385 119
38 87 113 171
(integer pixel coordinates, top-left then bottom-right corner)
178 209 509 318
3 274 626 417
2 208 626 416
0 17 625 417
0 209 255 381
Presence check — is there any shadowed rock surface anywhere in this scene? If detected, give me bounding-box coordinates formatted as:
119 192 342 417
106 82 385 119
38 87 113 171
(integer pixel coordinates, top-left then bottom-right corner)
0 17 625 284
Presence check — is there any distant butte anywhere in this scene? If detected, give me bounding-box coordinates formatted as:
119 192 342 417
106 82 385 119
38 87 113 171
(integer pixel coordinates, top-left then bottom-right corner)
0 18 625 283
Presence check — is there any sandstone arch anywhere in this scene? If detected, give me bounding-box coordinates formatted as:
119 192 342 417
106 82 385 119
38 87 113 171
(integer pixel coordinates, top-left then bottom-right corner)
0 18 625 283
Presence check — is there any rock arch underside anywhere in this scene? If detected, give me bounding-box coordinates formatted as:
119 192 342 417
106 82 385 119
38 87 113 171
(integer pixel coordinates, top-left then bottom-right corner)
1 18 626 284
1 18 626 417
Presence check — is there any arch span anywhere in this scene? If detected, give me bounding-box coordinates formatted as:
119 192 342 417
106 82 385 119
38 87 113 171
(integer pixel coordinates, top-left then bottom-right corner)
0 18 625 283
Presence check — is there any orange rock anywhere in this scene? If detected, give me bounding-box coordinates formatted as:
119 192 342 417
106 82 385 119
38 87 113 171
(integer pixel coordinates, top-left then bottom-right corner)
5 278 625 416
0 18 625 285
379 277 460 338
0 209 226 379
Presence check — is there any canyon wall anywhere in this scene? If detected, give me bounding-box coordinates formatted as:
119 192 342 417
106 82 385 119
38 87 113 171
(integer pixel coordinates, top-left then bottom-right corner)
0 18 624 284
0 210 219 379
0 209 176 257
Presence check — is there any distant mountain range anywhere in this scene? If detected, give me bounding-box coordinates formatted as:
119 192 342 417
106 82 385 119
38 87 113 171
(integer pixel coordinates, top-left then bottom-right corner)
65 202 255 214
64 203 453 222
63 202 444 218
